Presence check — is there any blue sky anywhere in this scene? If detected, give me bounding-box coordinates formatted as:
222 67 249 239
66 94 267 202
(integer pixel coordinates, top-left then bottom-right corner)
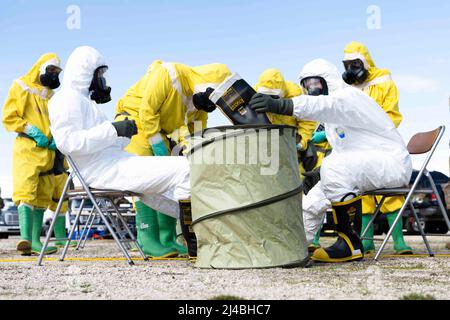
0 0 449 196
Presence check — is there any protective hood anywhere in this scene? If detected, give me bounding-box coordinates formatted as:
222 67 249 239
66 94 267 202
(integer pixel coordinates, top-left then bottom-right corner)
190 63 231 93
343 41 375 69
343 41 391 83
61 46 106 97
20 53 60 90
255 68 288 97
298 59 344 94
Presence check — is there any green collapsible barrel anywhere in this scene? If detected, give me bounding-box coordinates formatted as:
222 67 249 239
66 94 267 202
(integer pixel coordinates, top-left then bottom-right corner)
187 124 308 269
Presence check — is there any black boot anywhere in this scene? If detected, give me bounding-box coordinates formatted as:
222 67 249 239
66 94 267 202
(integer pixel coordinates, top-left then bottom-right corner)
179 200 197 258
312 196 364 262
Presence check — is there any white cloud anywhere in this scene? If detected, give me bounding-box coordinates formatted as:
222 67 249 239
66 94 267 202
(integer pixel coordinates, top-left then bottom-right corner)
393 74 440 93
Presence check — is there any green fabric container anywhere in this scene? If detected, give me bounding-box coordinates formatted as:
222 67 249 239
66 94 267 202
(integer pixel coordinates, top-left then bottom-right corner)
187 125 308 269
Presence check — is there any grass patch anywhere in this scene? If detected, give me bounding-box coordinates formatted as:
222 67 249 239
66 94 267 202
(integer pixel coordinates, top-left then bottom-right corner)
209 295 245 300
400 293 436 300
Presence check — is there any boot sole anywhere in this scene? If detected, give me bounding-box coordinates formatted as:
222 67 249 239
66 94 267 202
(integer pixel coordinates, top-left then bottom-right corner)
311 254 364 263
147 251 179 259
16 240 31 256
31 248 58 255
395 250 413 255
55 242 77 248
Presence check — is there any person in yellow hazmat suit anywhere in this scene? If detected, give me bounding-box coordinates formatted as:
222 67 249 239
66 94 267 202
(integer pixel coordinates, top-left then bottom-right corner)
342 41 412 255
115 60 231 258
2 53 62 256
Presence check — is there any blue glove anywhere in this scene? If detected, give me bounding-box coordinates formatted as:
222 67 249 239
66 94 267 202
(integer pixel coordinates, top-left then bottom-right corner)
311 131 327 144
48 138 57 151
25 124 49 148
151 141 169 156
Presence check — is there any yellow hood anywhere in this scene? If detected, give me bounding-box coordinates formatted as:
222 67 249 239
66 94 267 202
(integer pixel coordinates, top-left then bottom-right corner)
343 41 375 68
20 53 60 90
255 68 287 97
343 41 391 82
190 63 232 93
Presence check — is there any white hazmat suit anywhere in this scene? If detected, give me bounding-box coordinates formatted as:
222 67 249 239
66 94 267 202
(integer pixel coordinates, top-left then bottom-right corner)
294 59 412 244
48 46 190 218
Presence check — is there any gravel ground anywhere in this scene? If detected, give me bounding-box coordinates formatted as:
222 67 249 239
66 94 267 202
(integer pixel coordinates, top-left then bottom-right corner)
0 235 449 300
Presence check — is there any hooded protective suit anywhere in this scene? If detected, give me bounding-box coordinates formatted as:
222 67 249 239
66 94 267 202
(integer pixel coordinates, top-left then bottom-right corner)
2 53 60 208
115 60 231 156
343 41 403 215
48 46 190 218
294 59 412 243
254 68 317 156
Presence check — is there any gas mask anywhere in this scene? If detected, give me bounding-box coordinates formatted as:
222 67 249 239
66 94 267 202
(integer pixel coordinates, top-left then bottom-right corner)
342 59 369 85
301 77 329 96
39 65 61 89
192 87 216 113
89 66 111 104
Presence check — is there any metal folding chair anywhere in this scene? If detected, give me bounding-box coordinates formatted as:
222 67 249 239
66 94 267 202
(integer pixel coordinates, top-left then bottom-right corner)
37 155 148 266
362 126 449 261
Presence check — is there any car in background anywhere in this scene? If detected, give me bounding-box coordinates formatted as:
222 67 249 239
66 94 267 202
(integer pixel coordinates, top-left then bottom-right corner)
0 198 20 239
65 198 136 239
44 198 109 239
402 170 450 234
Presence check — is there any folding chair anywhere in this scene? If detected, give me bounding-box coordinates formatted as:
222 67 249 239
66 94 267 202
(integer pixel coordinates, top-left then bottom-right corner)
361 126 449 261
37 155 148 266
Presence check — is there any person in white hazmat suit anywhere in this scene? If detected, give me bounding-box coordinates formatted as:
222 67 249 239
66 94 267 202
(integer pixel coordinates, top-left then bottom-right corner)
249 59 412 263
48 46 190 219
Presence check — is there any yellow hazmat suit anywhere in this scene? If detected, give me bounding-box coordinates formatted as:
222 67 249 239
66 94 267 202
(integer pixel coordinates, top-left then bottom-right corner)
116 60 232 156
343 41 403 215
115 60 231 258
254 68 326 173
2 53 60 208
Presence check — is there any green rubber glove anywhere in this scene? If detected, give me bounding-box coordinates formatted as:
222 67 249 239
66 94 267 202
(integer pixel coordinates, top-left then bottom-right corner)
151 140 169 156
24 124 49 148
311 131 327 144
48 137 57 151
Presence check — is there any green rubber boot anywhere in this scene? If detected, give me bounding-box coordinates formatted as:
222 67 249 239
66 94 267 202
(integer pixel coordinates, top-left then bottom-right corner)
17 204 33 256
158 212 188 255
361 215 376 254
54 215 77 247
135 201 178 258
386 211 413 255
130 211 142 252
31 209 58 255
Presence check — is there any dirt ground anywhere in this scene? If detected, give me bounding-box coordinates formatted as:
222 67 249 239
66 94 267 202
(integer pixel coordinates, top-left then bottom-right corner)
0 235 449 300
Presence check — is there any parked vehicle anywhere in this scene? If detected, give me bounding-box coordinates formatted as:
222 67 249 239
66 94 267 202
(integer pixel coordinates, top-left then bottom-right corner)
65 198 136 239
0 198 20 239
403 170 449 234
